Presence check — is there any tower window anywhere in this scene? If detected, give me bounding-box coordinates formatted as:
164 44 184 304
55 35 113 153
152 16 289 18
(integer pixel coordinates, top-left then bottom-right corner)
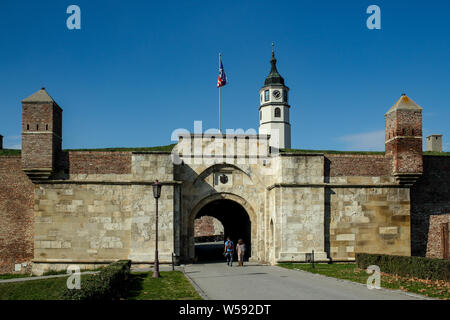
260 111 262 120
264 90 269 101
46 124 49 130
274 107 281 118
36 124 39 130
27 124 29 130
283 90 288 102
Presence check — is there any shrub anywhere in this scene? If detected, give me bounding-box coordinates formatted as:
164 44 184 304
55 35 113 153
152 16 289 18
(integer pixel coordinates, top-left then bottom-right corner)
356 253 449 281
61 260 131 300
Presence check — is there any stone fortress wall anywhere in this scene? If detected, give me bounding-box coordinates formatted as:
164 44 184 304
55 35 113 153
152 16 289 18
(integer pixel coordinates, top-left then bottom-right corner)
0 89 449 274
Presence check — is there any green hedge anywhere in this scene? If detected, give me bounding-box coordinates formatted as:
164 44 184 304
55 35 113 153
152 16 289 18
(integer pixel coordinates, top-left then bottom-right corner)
356 253 450 281
62 260 131 300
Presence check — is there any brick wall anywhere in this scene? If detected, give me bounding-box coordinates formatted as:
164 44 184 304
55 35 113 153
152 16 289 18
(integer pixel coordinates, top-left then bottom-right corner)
411 156 450 257
0 156 34 273
390 138 423 174
22 133 56 169
194 216 224 238
22 102 62 170
385 109 423 174
425 215 450 259
58 151 132 174
325 154 392 177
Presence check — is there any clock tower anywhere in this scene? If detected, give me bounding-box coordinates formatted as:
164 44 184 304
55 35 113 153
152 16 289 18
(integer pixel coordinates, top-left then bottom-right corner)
258 47 291 150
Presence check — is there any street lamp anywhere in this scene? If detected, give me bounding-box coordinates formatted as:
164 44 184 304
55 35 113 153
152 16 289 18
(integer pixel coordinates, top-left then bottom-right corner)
152 180 162 278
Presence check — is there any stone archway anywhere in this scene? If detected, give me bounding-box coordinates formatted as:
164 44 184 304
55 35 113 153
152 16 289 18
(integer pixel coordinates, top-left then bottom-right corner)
187 193 257 262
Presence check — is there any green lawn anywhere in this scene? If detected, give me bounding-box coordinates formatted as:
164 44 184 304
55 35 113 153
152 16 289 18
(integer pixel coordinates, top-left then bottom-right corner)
125 271 202 300
279 263 450 300
0 274 33 280
0 276 70 300
0 271 201 300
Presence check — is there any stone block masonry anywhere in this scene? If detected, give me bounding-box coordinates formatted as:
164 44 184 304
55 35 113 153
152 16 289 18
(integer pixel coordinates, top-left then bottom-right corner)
328 187 411 260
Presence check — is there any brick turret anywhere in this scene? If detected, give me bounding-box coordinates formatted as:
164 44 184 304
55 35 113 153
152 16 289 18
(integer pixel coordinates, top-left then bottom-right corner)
21 88 62 180
385 94 423 185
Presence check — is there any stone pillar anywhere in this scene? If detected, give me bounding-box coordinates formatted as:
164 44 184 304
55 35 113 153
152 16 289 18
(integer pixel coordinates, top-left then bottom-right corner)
426 134 443 152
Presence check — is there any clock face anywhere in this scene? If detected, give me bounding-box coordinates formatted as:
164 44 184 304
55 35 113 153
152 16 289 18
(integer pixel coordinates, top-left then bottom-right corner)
272 90 281 99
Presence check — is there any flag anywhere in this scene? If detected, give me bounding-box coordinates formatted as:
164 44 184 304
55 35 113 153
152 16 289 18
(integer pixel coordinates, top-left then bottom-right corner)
217 60 227 88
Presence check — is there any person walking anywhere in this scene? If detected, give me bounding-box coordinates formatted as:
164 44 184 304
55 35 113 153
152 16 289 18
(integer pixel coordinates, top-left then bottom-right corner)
236 239 246 266
224 236 234 267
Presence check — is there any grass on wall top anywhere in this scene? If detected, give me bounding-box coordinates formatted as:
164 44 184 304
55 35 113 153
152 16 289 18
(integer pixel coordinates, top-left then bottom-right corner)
1 145 450 156
280 149 385 155
0 149 21 156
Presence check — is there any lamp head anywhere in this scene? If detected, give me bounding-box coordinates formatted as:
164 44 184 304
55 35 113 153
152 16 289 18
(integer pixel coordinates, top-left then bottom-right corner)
153 180 162 199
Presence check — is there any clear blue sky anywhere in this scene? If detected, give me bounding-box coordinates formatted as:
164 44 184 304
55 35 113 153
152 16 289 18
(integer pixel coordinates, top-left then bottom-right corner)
0 0 449 151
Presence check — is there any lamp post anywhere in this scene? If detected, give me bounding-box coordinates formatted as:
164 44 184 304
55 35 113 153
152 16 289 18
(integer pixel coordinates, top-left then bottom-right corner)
152 180 162 278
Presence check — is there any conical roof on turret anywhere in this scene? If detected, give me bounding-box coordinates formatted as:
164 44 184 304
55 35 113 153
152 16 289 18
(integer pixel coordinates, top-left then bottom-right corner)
385 94 422 115
264 50 285 86
22 88 56 103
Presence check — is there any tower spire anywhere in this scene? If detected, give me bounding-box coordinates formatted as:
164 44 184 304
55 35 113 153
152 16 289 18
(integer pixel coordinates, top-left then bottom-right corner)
265 43 284 86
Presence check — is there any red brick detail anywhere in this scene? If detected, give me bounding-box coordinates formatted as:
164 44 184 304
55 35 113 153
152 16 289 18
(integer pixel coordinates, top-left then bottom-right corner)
325 154 392 177
425 215 450 259
22 102 62 170
385 109 423 174
0 156 34 273
194 216 223 238
22 133 57 169
391 138 423 174
62 152 132 174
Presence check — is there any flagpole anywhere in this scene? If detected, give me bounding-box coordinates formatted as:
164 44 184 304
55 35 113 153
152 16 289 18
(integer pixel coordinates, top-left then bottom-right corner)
219 53 222 133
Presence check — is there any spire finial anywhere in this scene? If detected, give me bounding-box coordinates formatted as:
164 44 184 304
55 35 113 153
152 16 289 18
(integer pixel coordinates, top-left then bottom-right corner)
272 42 274 57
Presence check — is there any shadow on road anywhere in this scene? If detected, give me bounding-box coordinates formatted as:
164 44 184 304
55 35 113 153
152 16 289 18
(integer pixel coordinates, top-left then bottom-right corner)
195 242 226 263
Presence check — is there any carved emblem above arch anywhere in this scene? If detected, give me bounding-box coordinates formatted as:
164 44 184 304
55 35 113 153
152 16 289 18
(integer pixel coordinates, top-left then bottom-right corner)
192 163 252 186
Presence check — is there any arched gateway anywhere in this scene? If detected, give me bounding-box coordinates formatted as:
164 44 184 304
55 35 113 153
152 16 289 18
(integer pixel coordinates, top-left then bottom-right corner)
187 193 257 262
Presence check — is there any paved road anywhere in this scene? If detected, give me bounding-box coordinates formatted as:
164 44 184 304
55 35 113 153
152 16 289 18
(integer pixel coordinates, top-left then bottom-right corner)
183 263 426 300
